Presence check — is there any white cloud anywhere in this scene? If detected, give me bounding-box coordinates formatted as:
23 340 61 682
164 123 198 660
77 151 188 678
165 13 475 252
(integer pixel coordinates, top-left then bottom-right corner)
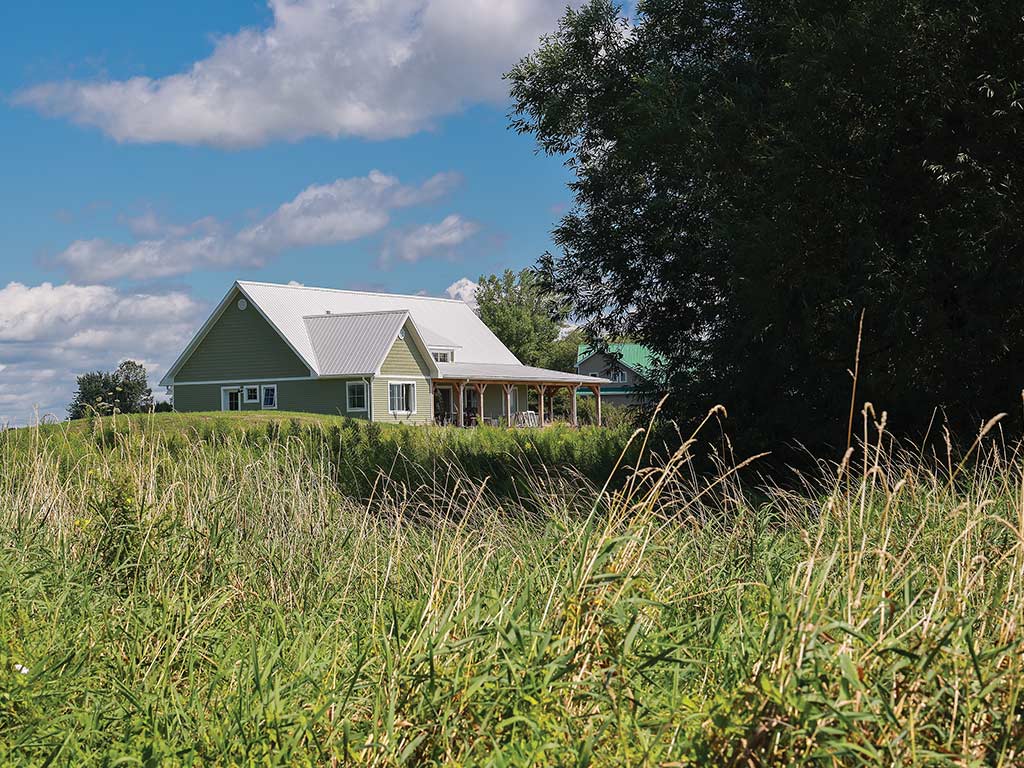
238 171 459 250
122 210 221 239
445 277 479 307
55 236 249 283
53 170 459 282
557 323 580 340
0 282 203 424
382 214 480 264
15 0 574 147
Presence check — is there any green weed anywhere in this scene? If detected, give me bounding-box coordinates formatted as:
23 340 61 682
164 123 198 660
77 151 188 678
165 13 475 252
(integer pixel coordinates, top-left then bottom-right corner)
0 411 1022 765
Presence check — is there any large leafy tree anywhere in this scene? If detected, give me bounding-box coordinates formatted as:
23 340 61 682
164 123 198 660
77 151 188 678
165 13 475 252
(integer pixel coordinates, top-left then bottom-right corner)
68 360 155 419
509 0 1024 452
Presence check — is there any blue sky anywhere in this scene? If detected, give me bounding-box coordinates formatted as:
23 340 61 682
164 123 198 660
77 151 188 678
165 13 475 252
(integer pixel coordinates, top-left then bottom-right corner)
0 0 582 424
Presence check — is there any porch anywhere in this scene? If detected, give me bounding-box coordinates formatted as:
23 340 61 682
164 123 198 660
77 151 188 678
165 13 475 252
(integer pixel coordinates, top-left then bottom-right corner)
431 379 605 428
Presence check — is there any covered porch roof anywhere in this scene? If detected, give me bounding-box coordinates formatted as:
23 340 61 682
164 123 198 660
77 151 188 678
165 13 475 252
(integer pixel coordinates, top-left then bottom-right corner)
434 361 609 386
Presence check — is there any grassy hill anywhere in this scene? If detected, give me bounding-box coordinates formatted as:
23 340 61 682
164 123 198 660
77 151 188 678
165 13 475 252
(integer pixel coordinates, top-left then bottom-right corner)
56 409 360 433
15 411 643 502
2 413 1023 764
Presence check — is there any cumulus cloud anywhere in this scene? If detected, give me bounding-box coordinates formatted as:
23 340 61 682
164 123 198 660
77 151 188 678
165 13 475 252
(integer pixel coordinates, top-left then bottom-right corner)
0 282 203 424
122 210 221 239
445 277 479 307
238 171 459 251
53 170 459 282
15 0 574 147
381 214 480 265
55 236 249 283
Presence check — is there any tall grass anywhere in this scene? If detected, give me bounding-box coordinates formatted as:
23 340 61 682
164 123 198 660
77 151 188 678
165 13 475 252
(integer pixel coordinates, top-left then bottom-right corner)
20 412 641 503
1 411 1023 765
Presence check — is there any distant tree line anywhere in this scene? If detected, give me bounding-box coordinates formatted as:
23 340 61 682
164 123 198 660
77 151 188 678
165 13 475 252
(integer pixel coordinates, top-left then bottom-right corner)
508 0 1024 455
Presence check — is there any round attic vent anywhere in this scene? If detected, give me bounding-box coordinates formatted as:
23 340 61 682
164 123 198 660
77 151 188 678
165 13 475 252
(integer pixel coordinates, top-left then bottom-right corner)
398 328 406 340
237 299 248 311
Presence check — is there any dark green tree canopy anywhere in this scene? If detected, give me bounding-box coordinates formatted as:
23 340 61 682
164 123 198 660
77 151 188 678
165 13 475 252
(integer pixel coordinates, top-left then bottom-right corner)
509 0 1024 452
68 360 155 420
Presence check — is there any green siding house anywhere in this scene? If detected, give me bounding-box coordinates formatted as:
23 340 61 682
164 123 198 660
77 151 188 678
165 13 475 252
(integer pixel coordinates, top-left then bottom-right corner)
162 281 609 426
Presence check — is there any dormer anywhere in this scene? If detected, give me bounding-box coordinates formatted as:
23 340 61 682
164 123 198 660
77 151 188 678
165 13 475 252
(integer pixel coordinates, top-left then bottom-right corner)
429 347 456 363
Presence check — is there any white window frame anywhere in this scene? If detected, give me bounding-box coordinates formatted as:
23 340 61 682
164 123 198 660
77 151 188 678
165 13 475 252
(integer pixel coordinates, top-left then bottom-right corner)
243 385 260 403
260 384 278 410
220 386 242 412
346 381 368 412
431 350 451 363
610 370 627 384
388 381 416 415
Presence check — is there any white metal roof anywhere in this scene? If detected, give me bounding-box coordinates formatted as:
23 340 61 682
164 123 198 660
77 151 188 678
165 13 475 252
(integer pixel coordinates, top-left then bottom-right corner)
162 280 609 386
238 281 519 368
435 362 609 385
303 310 408 376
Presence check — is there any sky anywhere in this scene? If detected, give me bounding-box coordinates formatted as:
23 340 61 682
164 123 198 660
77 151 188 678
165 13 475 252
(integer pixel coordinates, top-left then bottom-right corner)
0 0 584 425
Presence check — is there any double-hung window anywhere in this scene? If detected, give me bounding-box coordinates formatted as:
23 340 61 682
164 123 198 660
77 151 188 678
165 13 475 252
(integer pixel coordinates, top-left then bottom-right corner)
244 386 260 403
388 382 415 414
347 381 367 412
261 384 278 410
610 370 627 384
431 350 451 363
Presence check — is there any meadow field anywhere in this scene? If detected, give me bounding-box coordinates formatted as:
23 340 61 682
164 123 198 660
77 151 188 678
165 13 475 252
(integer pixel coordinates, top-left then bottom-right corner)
2 411 1023 765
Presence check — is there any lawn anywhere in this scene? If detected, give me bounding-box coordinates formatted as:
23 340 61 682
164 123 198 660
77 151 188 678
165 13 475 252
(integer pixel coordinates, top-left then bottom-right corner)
1 412 1022 765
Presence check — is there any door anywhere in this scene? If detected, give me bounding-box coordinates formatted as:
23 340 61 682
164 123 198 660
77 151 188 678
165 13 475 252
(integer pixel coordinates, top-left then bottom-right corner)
433 386 453 424
222 388 241 411
463 387 480 425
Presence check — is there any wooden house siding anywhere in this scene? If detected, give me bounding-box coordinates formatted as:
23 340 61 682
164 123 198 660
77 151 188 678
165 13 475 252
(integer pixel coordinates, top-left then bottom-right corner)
371 321 432 424
176 289 310 382
480 385 529 421
173 379 370 417
379 323 432 378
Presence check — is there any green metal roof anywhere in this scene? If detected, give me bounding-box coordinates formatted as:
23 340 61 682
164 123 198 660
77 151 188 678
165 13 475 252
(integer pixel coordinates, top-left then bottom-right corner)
576 343 663 376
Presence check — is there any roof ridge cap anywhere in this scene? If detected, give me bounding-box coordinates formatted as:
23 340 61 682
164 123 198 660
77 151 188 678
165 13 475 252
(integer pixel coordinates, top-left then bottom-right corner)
238 280 466 304
302 309 409 320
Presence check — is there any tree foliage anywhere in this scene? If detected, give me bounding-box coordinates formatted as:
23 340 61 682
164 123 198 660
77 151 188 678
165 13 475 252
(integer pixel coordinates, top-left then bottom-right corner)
509 0 1024 452
68 360 155 420
476 268 578 371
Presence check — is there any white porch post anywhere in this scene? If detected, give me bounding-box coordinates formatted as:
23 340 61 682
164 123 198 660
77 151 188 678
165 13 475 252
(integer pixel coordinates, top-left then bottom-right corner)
503 384 514 427
592 384 602 427
454 382 464 427
570 385 578 427
538 386 546 426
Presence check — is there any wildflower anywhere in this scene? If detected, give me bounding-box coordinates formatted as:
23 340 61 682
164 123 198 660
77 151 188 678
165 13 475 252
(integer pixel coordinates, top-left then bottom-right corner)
14 663 29 675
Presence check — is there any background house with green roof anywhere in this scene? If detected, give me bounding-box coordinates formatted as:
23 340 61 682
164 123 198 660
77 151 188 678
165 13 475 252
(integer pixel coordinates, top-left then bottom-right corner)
576 343 664 407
